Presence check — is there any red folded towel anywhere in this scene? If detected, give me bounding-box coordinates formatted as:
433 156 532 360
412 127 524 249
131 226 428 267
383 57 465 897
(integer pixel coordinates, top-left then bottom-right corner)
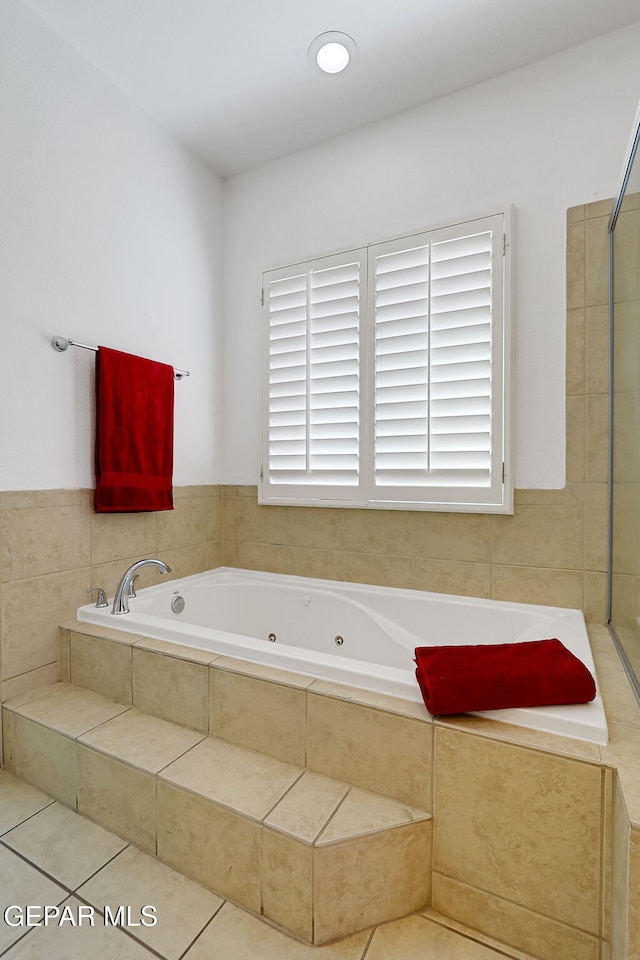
94 346 174 513
414 638 596 716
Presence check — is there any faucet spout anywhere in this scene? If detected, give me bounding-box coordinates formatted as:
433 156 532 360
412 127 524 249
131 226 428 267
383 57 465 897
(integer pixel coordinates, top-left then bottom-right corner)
111 558 171 615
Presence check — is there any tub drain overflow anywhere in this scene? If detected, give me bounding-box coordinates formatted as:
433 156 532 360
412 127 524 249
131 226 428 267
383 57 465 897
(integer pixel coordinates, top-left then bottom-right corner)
334 635 344 646
267 633 277 642
170 595 185 614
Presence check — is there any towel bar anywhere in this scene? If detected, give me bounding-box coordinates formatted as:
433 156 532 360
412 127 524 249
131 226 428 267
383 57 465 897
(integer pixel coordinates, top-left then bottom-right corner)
51 336 190 380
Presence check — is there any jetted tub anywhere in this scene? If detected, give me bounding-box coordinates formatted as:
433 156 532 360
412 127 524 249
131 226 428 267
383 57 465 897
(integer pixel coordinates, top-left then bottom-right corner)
77 567 608 745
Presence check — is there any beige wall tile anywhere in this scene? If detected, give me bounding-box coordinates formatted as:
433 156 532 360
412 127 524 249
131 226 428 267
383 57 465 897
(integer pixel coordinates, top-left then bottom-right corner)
262 828 313 941
491 564 584 609
612 300 639 394
58 627 70 683
1 504 91 582
407 511 492 563
11 715 76 807
157 496 217 551
343 552 414 589
77 744 156 853
285 546 345 581
222 494 235 542
566 395 586 482
132 647 208 732
173 485 220 499
158 543 211 581
613 208 639 305
286 506 345 550
234 497 286 544
585 305 609 395
491 502 584 570
431 872 599 960
1 569 90 679
306 692 432 808
90 554 166 599
567 220 585 310
0 489 91 510
344 509 414 556
410 558 491 598
233 540 287 574
2 663 58 703
585 395 609 484
612 392 636 485
566 308 586 396
585 199 614 220
314 820 431 943
433 726 603 933
222 540 235 566
209 669 306 765
585 216 609 307
567 204 586 224
70 632 133 704
90 511 156 566
585 483 609 572
157 781 261 910
586 571 615 623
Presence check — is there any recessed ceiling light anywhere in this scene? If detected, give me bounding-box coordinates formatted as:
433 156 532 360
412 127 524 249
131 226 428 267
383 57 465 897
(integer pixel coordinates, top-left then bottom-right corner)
308 31 358 77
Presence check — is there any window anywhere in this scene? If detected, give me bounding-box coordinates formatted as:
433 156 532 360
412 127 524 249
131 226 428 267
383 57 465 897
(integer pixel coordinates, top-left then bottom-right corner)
261 212 512 513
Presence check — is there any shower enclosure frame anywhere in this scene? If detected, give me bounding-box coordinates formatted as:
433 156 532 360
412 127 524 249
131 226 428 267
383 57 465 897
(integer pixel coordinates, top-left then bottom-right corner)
607 97 640 706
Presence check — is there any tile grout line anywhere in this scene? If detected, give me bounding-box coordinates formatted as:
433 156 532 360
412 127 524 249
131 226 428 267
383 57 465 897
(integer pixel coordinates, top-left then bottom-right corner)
175 899 227 960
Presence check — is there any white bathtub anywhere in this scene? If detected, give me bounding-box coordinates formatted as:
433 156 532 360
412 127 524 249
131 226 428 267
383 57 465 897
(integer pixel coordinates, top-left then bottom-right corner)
76 567 608 745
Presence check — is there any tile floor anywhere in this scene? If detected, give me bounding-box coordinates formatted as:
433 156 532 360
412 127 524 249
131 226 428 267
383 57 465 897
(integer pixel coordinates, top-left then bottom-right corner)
0 769 529 959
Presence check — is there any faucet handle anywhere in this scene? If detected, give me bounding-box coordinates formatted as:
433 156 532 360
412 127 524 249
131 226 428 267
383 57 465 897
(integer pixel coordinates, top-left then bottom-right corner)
87 587 108 608
127 574 139 599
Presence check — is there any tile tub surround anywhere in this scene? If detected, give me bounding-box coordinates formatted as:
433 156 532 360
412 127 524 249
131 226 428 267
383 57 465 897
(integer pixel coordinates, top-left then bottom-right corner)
34 619 640 957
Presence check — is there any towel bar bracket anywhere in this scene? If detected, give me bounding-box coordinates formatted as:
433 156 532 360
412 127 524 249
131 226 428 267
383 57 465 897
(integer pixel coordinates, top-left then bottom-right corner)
51 336 190 380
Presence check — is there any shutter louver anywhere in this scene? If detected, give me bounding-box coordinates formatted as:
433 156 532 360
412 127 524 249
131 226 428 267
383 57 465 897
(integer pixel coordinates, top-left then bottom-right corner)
266 256 361 488
373 229 495 490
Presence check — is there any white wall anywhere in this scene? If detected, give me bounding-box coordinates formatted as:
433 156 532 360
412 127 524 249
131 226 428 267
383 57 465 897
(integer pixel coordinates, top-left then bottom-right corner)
0 0 223 490
222 24 640 489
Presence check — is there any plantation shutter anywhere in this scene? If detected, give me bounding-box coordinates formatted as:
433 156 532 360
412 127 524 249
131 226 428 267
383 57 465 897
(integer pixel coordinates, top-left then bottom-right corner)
371 217 504 505
264 251 365 494
261 212 510 513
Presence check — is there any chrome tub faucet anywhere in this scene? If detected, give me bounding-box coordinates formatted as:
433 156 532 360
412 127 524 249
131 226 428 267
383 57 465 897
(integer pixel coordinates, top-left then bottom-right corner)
111 558 171 615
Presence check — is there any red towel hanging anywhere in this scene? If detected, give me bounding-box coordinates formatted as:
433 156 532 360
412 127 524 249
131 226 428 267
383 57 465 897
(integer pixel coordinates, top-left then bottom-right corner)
94 346 174 513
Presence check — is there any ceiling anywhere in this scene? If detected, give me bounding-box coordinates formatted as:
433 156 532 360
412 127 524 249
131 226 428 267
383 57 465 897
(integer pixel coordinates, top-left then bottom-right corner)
21 0 640 177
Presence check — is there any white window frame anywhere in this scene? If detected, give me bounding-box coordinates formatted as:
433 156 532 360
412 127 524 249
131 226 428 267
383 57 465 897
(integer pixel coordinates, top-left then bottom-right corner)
260 210 513 514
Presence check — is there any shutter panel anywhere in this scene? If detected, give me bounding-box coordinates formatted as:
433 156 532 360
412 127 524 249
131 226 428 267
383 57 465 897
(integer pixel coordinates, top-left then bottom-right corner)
371 219 504 501
264 253 363 491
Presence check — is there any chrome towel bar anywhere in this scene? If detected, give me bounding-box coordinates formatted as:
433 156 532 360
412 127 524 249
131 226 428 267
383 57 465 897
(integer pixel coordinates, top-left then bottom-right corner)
51 336 190 380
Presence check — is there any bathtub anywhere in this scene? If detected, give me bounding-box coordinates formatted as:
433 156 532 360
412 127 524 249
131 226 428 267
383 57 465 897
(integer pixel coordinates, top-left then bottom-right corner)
76 567 608 745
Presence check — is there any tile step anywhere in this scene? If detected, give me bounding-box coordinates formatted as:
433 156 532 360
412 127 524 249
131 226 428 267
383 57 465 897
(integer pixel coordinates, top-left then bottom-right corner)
2 683 432 945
